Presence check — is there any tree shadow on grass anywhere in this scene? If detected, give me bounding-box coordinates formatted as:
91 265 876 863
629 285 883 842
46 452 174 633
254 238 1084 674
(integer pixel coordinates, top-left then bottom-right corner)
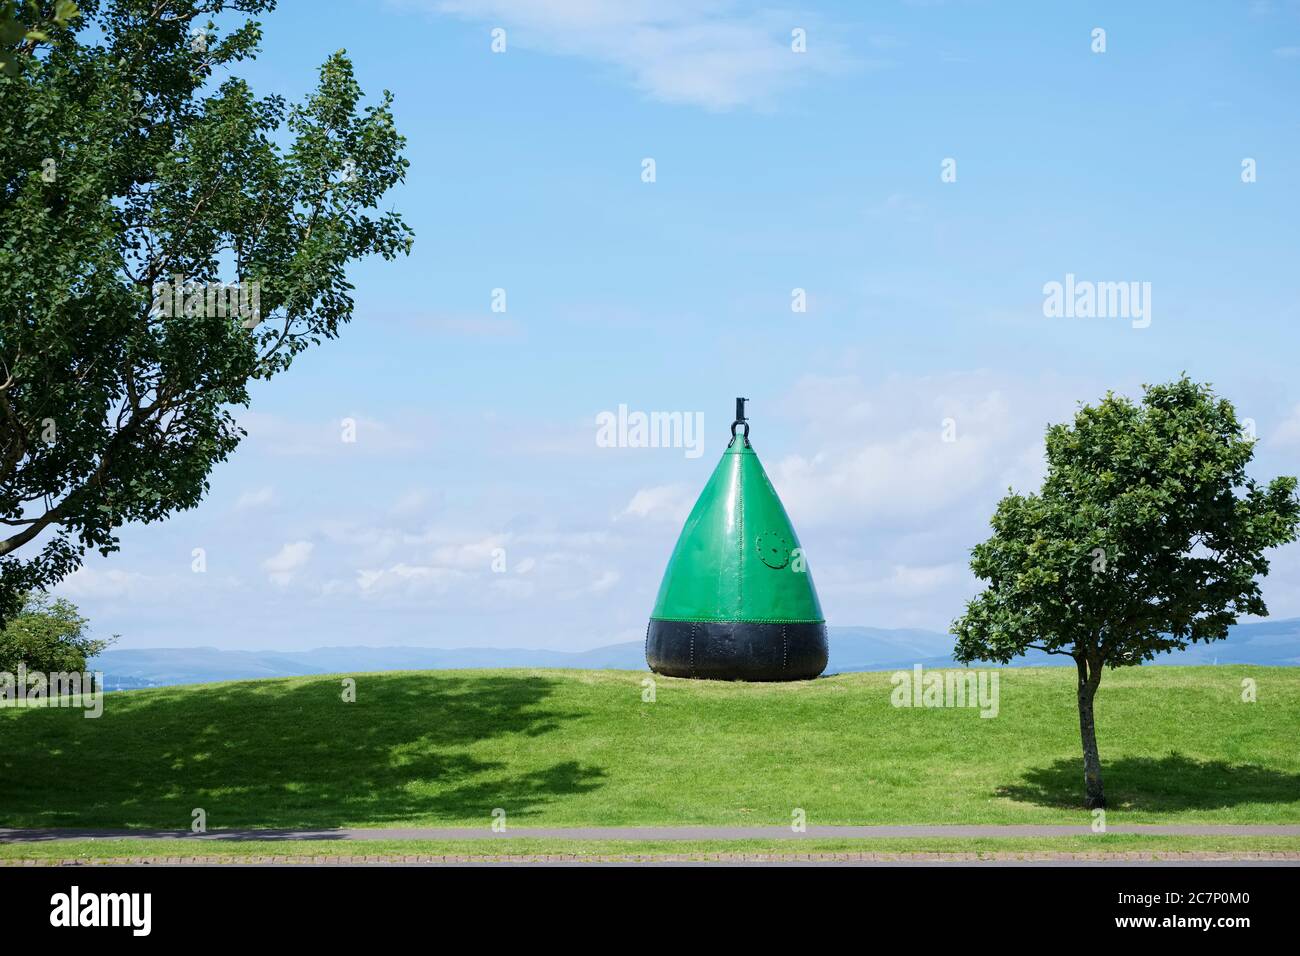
998 752 1300 812
0 672 605 829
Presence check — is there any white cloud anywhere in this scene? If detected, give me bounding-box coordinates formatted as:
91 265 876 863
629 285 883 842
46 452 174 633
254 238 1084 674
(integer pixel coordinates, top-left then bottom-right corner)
430 0 853 110
59 566 158 601
617 483 694 522
559 569 621 599
866 192 927 221
262 541 314 585
862 562 966 599
340 523 618 609
310 373 1077 631
772 373 1056 530
388 488 435 517
429 534 511 570
239 411 422 457
356 562 465 597
423 313 525 339
233 485 276 511
755 372 1088 629
1270 404 1300 447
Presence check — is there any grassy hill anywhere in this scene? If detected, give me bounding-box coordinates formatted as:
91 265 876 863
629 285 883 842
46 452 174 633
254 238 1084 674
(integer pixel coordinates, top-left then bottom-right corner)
2 666 1298 831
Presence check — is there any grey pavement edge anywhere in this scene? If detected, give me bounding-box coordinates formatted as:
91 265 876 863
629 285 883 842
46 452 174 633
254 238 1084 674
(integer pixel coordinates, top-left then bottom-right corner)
3 823 1300 843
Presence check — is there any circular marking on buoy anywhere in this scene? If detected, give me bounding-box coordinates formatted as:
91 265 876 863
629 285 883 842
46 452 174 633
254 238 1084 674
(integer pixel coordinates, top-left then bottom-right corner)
757 531 791 569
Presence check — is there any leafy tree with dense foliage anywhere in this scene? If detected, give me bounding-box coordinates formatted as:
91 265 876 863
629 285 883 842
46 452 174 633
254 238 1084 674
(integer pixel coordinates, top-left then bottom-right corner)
0 1 413 626
952 377 1299 808
0 590 112 673
0 1 80 76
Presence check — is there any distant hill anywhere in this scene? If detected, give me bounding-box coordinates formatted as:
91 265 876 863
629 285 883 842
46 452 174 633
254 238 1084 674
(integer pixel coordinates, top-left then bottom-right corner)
88 618 1300 689
829 619 1300 672
90 642 649 690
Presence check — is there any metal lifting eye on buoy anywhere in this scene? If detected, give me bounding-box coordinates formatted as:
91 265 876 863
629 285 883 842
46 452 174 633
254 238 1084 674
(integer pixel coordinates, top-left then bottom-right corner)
646 397 828 682
730 395 750 442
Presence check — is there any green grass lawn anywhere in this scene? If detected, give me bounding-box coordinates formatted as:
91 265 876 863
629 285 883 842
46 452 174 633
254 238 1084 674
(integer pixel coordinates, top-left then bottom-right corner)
1 666 1297 831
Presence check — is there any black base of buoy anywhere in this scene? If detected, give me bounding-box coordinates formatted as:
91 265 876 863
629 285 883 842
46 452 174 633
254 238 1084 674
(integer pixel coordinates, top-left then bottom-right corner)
646 619 828 682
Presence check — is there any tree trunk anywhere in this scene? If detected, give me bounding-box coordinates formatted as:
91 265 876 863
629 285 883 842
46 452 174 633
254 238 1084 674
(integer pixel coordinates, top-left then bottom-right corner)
1075 656 1105 809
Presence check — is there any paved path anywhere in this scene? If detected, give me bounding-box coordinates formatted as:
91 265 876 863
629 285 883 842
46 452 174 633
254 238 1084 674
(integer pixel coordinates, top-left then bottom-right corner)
3 852 1298 867
3 823 1299 843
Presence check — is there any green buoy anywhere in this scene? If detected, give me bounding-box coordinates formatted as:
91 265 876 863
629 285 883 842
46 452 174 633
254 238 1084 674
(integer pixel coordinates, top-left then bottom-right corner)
646 398 828 681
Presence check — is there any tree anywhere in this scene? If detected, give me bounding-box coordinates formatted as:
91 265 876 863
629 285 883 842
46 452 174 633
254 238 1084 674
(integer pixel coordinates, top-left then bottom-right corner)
0 590 113 673
951 377 1300 808
0 1 413 626
0 1 80 77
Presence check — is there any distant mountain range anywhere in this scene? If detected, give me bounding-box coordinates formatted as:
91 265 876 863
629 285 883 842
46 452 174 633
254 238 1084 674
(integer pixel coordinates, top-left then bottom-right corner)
89 618 1300 690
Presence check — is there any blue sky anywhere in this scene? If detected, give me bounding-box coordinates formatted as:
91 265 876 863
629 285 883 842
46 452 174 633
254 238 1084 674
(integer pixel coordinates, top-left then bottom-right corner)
57 0 1300 651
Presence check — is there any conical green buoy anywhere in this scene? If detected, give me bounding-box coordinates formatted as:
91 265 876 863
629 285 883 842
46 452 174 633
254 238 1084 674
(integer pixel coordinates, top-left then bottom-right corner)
646 398 828 681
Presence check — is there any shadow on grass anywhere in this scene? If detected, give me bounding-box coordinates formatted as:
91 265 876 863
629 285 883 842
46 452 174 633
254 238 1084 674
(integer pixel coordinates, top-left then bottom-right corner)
999 752 1300 812
0 672 605 830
